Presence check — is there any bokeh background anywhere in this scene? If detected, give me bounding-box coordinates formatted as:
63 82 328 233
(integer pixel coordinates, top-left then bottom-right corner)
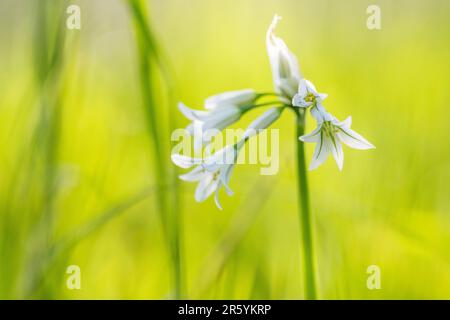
0 0 449 299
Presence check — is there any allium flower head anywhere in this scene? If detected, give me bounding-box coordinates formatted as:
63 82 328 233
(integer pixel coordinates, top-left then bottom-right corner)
173 14 375 209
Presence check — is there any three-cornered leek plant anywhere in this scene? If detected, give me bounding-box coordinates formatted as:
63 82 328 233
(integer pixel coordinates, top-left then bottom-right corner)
171 15 375 299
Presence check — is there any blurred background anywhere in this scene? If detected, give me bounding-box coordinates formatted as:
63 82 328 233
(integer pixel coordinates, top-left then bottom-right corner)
0 0 449 299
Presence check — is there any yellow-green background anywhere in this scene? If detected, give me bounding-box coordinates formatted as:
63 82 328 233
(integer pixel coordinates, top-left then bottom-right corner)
0 0 449 299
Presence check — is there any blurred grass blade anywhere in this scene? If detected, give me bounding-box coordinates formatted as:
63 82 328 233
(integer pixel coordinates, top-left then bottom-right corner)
126 0 183 298
19 0 69 298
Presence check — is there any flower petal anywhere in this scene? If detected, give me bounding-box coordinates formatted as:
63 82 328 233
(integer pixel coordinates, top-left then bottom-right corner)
220 164 235 196
299 125 322 143
337 126 375 150
310 104 332 123
243 107 283 139
266 15 301 94
304 79 318 94
171 153 202 169
298 78 308 97
292 93 311 108
202 106 242 131
309 133 331 170
329 137 344 171
278 78 299 98
318 93 328 101
178 102 208 121
202 145 236 172
204 89 256 110
333 116 352 128
214 187 223 210
179 166 205 182
194 173 218 202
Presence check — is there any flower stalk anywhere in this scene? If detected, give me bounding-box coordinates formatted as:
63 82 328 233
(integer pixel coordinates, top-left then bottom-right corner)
295 108 317 300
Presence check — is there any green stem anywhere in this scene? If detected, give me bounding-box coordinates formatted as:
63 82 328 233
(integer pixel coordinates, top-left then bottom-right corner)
295 109 317 300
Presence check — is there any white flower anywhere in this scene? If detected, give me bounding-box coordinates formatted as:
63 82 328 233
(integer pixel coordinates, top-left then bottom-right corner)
204 89 257 110
266 15 301 99
178 102 242 150
292 79 328 108
300 116 375 171
179 102 242 132
242 107 284 139
171 144 243 210
179 90 257 150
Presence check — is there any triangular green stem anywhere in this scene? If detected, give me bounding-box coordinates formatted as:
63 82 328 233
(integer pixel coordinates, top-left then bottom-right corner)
295 109 318 300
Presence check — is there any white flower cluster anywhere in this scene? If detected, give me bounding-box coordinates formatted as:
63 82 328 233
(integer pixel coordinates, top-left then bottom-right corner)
172 15 374 209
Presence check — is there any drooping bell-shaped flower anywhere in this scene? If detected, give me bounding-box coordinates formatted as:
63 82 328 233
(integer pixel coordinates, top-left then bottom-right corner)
179 102 242 133
242 107 284 139
171 143 244 210
204 89 257 110
178 89 258 150
266 15 301 99
300 115 375 171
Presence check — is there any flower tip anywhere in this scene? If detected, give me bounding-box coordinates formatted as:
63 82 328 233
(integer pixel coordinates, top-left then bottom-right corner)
292 95 301 107
177 101 186 111
177 101 193 120
171 153 182 166
179 173 192 181
214 193 223 210
194 193 204 203
268 14 282 33
364 141 376 150
172 153 196 169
